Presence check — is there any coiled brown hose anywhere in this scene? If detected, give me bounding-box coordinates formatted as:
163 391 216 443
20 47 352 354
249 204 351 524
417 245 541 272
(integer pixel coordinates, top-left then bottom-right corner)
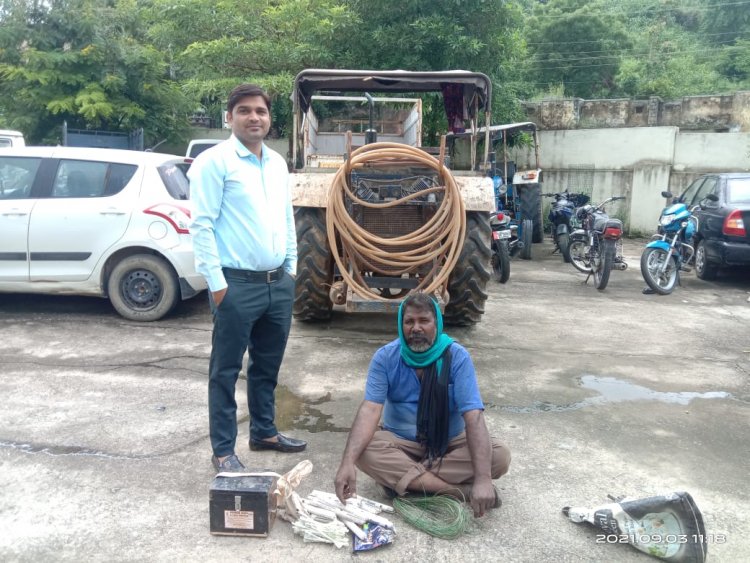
326 142 466 302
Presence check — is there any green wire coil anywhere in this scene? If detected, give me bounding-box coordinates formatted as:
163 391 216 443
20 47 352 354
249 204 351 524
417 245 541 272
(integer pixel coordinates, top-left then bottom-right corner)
392 494 473 539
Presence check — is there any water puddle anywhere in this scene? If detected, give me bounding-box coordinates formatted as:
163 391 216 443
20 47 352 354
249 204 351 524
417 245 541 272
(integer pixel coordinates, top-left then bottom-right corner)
1 387 349 461
275 385 350 433
500 375 732 414
0 440 151 459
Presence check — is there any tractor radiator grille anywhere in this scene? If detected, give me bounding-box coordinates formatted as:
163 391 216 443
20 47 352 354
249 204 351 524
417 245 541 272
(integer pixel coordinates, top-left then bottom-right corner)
355 204 433 274
360 204 424 237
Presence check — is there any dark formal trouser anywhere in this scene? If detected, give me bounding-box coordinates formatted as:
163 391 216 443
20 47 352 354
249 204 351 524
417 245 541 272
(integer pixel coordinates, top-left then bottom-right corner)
356 430 511 496
208 268 294 457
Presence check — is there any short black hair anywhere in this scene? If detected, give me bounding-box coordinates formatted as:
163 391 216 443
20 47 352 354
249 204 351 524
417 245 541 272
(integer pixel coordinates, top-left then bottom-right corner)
227 84 271 114
402 292 437 321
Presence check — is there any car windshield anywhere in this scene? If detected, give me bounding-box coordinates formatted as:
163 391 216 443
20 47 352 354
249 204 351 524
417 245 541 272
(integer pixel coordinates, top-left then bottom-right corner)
188 142 219 158
727 178 750 204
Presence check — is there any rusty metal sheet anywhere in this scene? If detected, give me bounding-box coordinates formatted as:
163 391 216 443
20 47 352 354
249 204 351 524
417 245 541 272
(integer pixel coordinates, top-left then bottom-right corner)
291 172 494 211
290 172 334 207
454 176 495 211
344 289 447 313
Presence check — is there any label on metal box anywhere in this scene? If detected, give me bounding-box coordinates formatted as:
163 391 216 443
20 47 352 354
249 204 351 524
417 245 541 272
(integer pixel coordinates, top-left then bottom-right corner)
224 510 255 530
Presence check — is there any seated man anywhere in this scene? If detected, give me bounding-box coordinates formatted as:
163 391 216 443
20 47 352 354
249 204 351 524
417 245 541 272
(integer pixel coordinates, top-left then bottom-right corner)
334 293 511 517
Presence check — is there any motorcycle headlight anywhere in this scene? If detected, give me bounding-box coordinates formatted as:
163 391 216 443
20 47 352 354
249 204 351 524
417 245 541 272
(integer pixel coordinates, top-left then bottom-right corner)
660 213 675 226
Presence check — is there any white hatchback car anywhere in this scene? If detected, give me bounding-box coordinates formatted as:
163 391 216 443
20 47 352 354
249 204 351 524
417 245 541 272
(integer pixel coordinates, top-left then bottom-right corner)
0 146 207 321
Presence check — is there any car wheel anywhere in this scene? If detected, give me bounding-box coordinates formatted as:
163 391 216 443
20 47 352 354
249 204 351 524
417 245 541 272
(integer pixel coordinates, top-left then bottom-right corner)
107 254 179 321
694 240 719 280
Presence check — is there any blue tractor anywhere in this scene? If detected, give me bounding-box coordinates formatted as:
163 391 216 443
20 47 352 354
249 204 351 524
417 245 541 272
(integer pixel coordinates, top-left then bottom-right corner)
487 122 543 260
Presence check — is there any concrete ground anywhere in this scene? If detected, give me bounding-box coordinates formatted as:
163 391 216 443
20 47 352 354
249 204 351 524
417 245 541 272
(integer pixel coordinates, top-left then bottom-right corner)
1 239 748 562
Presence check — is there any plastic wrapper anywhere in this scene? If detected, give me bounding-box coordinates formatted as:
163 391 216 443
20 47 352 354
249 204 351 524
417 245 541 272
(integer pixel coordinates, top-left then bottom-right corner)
352 523 395 552
563 491 708 562
274 460 313 522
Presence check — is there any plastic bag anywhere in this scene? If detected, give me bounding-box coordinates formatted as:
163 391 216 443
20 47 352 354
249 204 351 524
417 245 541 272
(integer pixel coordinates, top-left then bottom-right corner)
352 523 395 552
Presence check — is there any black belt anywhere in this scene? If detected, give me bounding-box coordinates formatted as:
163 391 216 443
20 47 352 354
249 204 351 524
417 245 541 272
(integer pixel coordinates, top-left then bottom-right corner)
223 266 285 283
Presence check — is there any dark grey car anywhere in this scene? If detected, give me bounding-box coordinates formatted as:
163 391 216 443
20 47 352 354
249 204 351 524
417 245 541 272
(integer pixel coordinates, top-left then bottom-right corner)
678 173 750 279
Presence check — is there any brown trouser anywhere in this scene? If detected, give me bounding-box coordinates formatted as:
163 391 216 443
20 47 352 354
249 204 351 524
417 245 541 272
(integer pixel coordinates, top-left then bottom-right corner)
355 430 511 496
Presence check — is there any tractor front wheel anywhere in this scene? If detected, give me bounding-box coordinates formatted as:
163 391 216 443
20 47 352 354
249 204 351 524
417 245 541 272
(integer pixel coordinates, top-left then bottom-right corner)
520 183 543 243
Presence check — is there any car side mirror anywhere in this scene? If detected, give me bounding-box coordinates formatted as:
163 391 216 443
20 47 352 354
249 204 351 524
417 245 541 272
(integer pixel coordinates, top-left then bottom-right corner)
701 194 719 209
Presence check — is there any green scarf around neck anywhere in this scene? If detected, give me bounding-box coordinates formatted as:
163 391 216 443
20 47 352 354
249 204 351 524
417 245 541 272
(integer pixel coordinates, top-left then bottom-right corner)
398 297 454 463
398 299 453 367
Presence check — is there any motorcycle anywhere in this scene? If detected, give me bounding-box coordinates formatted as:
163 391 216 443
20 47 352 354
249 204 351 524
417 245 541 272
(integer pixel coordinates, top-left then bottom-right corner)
490 211 511 283
543 190 589 263
567 195 628 290
640 190 700 295
490 210 525 283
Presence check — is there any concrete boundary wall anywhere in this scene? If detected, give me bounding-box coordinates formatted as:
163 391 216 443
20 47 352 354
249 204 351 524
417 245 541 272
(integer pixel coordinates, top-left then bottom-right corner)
510 128 750 234
674 132 750 172
524 91 750 132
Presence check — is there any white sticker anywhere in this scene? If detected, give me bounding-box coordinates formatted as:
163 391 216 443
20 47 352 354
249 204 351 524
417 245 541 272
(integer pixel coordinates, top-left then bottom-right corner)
225 510 255 530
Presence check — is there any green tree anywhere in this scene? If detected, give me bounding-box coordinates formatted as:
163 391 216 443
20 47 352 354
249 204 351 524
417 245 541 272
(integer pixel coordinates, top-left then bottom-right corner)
700 0 750 42
0 0 192 146
613 0 737 98
716 39 750 83
345 0 523 75
145 0 360 137
699 0 750 87
525 0 632 98
342 0 528 131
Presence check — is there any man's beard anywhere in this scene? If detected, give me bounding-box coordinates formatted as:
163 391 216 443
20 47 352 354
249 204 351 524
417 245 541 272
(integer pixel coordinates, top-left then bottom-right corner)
407 335 434 352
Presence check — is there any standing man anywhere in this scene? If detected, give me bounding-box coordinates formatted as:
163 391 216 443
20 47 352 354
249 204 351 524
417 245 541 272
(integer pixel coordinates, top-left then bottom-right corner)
189 83 306 473
334 293 510 517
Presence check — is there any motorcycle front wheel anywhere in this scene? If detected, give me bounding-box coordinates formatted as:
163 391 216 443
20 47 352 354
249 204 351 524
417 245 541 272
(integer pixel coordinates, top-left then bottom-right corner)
593 238 615 290
568 238 592 273
558 232 572 263
492 241 511 284
641 247 678 294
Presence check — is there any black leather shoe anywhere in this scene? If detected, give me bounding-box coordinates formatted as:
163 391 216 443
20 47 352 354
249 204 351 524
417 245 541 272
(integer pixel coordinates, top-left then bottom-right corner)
212 454 247 473
249 433 307 453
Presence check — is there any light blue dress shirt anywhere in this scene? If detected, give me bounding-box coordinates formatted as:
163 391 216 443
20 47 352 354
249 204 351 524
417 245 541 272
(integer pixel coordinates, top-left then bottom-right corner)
188 135 297 292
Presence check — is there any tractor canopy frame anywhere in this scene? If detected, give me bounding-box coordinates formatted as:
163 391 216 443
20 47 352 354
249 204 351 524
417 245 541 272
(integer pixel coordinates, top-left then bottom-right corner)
291 68 494 172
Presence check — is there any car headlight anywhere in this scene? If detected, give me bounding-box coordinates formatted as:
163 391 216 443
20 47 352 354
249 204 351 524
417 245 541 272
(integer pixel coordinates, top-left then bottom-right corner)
660 214 675 226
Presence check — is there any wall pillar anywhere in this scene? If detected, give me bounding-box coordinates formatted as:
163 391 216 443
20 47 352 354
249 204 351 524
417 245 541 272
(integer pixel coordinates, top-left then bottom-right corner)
630 164 672 234
648 96 662 126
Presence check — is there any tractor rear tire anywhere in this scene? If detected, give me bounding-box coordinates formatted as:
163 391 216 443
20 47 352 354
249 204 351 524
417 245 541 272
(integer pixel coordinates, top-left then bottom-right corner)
520 183 543 243
293 207 334 321
444 212 492 326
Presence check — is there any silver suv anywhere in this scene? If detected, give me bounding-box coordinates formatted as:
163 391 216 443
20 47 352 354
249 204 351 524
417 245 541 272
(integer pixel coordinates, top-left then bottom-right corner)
0 146 207 321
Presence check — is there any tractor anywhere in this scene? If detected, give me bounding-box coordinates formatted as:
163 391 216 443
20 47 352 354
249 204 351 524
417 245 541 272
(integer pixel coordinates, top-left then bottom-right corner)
288 69 497 325
476 122 544 260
